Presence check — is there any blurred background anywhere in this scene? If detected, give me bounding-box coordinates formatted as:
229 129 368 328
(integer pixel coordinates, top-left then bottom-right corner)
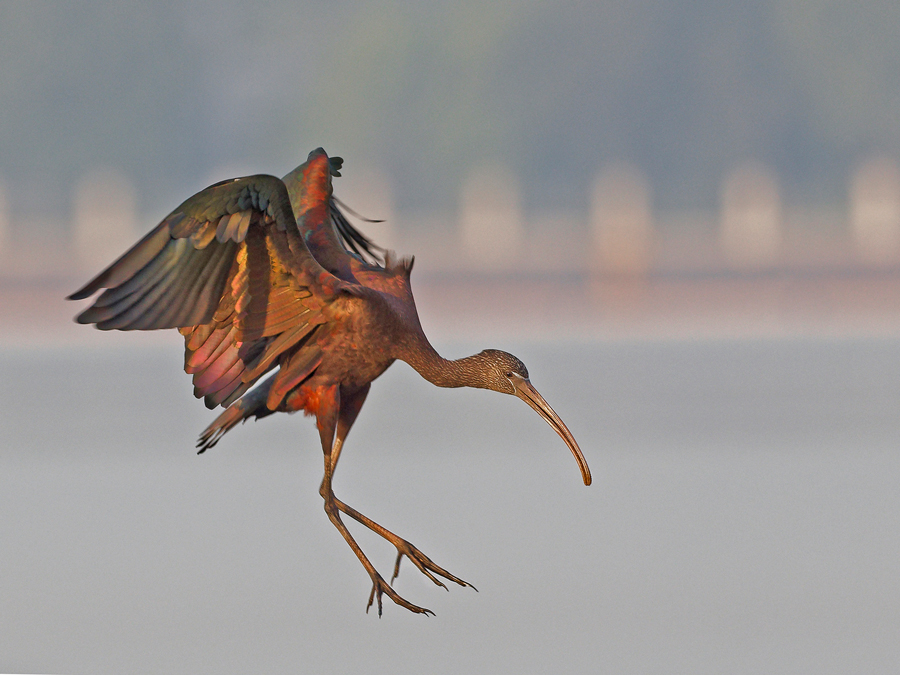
4 0 900 340
2 1 900 673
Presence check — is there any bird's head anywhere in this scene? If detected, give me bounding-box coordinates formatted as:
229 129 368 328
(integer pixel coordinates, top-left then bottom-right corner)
476 349 592 486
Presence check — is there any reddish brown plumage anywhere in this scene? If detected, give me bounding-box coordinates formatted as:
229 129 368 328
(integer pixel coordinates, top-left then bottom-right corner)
69 147 591 616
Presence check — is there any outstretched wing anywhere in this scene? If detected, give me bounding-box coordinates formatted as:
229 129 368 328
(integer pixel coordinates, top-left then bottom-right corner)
281 152 386 268
69 168 347 410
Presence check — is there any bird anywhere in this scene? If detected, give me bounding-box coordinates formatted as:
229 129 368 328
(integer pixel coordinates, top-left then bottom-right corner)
68 147 592 616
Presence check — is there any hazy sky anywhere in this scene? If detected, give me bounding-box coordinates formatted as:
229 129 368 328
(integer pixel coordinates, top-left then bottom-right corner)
2 1 900 224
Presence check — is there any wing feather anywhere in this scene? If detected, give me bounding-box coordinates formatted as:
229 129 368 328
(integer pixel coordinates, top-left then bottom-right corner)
183 242 239 327
185 325 234 374
92 241 194 329
67 223 172 300
216 380 254 409
267 344 325 410
242 321 315 382
90 240 184 310
69 169 347 410
127 242 219 330
195 351 244 394
208 377 249 409
189 219 218 249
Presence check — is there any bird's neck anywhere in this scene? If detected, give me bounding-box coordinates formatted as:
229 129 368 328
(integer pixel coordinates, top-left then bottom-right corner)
401 339 489 390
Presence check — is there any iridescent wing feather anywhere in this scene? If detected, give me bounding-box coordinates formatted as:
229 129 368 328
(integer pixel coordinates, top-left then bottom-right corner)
69 173 346 410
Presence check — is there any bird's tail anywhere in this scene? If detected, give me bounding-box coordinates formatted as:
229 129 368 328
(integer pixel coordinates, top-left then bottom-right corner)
196 375 275 453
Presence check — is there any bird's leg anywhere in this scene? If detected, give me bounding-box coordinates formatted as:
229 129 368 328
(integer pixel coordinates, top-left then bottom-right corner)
328 384 472 593
316 385 433 616
328 384 369 474
332 495 473 591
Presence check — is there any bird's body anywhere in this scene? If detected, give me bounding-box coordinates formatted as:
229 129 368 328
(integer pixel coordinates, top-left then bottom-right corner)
70 148 591 615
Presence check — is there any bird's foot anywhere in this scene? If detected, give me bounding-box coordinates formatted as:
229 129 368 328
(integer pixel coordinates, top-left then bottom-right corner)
328 495 475 611
390 538 475 592
366 570 434 617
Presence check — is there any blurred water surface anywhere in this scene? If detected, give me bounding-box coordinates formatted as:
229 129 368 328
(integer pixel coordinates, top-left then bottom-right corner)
2 337 899 674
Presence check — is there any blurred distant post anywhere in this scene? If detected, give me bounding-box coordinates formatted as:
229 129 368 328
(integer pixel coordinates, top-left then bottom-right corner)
459 163 522 270
719 162 782 270
590 164 654 277
72 170 139 273
850 157 900 266
0 178 8 260
334 162 396 252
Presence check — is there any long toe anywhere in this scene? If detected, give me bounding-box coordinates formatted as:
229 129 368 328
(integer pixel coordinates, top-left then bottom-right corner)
366 572 434 617
390 540 474 591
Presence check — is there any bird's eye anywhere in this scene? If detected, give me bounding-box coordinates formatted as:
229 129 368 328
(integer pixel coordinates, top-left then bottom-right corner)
505 371 513 378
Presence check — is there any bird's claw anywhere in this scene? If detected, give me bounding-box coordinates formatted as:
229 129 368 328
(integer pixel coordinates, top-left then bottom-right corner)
389 539 475 592
365 571 434 617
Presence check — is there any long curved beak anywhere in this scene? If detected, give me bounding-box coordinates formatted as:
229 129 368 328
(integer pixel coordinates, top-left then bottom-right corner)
512 377 592 486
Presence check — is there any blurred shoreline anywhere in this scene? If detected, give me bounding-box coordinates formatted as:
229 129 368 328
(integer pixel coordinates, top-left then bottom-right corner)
5 269 900 349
